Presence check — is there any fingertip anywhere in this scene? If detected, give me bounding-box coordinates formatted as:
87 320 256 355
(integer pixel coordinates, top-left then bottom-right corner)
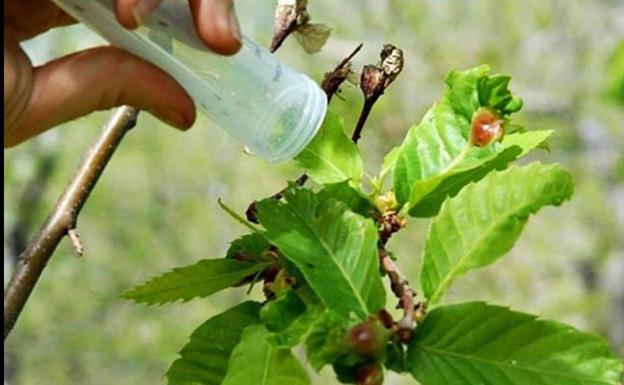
114 0 140 29
162 103 196 131
190 0 242 56
144 71 197 130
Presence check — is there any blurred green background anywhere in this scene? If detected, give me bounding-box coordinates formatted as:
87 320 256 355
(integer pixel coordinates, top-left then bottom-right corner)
4 1 624 384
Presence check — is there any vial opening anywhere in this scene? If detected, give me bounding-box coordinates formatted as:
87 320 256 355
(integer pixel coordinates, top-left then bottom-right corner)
253 76 328 163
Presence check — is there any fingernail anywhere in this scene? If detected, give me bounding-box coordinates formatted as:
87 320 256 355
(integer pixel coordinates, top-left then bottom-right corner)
132 0 163 25
228 5 242 43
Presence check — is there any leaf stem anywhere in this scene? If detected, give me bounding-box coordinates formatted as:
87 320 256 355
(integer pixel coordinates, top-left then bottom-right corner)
352 97 377 143
218 199 262 233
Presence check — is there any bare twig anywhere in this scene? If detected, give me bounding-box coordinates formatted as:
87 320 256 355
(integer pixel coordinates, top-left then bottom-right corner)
4 106 139 340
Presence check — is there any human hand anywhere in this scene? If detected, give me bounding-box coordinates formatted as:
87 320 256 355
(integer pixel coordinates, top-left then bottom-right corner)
4 0 241 147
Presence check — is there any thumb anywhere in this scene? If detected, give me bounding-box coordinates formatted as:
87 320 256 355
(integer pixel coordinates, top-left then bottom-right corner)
9 46 195 146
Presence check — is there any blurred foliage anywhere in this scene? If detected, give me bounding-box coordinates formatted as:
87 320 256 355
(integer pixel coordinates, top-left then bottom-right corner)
606 39 624 105
4 1 624 384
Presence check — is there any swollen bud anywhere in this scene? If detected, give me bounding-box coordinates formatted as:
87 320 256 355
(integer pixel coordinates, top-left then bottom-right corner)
345 319 389 359
360 45 404 101
470 107 504 147
356 362 384 385
360 65 386 100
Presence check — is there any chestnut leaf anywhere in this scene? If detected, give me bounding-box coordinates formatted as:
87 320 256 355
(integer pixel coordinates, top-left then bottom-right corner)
406 129 553 217
256 187 385 319
408 302 623 385
166 301 262 385
221 324 310 385
295 110 363 186
121 258 269 305
391 66 524 207
421 163 574 305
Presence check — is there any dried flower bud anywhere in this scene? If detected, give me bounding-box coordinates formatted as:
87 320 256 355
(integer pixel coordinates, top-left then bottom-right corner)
379 44 403 87
360 65 386 100
271 0 310 52
320 44 363 101
360 45 404 102
272 0 331 54
470 107 504 147
322 61 352 97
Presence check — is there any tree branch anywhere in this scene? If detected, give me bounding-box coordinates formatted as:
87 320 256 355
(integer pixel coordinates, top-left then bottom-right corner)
4 106 139 340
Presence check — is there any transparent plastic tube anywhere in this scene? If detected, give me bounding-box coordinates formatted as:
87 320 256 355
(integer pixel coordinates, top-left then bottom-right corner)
52 0 327 162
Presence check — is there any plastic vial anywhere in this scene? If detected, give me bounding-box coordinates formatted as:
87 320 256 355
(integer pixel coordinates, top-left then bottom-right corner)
52 0 327 162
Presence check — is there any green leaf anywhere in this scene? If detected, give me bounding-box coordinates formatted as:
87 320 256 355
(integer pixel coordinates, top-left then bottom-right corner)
261 290 307 331
225 233 271 261
380 146 401 182
385 340 409 374
305 311 379 372
319 181 378 218
421 163 574 305
606 40 624 105
221 324 310 385
295 110 363 185
122 258 268 305
392 66 524 205
270 306 325 347
256 187 385 319
305 312 354 371
261 289 325 347
407 130 553 217
408 302 623 385
166 301 262 385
